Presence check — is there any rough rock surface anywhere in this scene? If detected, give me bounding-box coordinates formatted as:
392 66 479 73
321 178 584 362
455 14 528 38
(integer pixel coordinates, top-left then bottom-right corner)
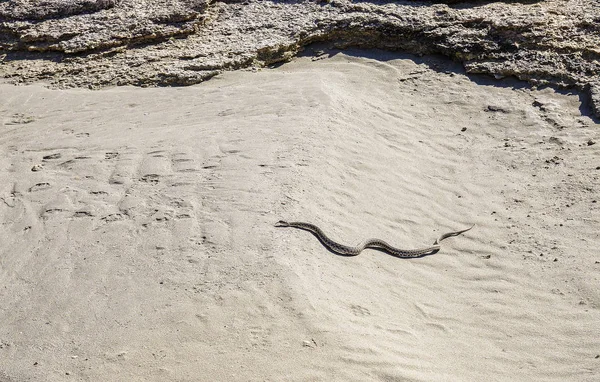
1 0 599 117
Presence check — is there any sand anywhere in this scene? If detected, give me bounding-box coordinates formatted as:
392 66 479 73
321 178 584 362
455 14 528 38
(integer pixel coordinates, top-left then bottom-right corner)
0 51 599 381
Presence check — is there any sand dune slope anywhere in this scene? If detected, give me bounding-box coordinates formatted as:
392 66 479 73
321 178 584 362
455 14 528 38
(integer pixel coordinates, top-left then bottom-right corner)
0 52 598 381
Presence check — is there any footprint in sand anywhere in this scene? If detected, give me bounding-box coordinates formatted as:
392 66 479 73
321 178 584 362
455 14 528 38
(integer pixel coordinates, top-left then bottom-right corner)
5 113 35 125
350 304 371 317
28 182 51 192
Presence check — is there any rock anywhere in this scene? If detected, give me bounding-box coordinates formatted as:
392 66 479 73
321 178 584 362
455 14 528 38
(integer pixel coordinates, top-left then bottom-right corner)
590 83 600 118
0 0 118 21
0 0 599 118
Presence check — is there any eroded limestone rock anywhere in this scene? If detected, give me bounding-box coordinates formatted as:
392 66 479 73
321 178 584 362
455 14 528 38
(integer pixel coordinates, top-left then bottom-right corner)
1 0 598 118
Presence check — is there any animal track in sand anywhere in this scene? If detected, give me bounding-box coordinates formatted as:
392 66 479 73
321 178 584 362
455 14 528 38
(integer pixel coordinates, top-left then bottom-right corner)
350 305 372 317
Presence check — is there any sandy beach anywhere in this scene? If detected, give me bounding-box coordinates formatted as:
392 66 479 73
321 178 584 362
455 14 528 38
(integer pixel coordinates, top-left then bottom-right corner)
1 50 599 380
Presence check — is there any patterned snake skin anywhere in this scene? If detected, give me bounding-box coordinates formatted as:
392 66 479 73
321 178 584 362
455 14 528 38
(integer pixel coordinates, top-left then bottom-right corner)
275 221 473 258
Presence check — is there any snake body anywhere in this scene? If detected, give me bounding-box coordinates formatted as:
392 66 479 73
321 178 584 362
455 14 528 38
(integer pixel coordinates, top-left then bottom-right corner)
275 221 473 258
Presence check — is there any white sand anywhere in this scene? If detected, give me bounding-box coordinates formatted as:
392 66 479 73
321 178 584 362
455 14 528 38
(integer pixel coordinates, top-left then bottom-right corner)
1 51 599 381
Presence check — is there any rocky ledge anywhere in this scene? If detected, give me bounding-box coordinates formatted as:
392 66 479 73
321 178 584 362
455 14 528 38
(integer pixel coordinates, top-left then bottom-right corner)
1 0 599 117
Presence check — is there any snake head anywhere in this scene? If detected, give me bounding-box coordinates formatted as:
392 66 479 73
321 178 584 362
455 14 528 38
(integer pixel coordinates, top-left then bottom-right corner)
275 220 290 227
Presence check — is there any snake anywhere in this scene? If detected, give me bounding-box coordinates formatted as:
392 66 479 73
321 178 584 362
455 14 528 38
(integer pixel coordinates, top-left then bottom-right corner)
275 221 474 258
